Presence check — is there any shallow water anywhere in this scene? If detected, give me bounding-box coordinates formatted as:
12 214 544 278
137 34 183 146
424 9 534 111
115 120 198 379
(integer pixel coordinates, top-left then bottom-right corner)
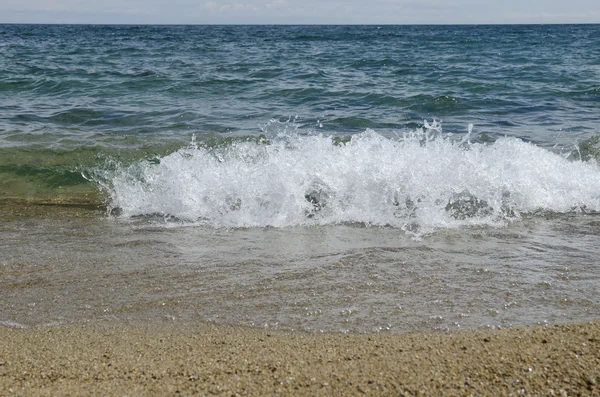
1 205 599 332
1 24 600 333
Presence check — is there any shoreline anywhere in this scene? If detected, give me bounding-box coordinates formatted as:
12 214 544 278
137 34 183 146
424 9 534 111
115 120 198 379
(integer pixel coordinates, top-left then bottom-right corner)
1 321 598 395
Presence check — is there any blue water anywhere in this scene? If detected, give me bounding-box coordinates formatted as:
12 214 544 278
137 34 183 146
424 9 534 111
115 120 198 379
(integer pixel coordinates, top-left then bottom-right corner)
2 24 599 144
2 25 600 207
1 24 599 332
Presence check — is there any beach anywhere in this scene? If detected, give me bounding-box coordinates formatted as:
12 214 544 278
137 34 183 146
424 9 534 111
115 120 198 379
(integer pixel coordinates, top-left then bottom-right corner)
1 321 598 395
2 24 600 396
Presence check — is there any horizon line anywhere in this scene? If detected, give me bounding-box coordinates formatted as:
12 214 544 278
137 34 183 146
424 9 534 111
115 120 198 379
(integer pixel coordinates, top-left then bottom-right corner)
1 22 599 26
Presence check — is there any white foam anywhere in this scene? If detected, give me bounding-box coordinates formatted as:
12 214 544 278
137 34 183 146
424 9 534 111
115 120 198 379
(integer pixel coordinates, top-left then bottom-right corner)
0 320 26 328
97 125 600 234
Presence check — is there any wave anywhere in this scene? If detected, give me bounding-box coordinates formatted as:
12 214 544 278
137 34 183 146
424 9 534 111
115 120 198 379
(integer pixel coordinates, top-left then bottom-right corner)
92 123 600 234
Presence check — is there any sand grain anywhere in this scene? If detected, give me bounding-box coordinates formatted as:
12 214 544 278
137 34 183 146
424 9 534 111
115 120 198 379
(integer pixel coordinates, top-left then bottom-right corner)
1 321 599 396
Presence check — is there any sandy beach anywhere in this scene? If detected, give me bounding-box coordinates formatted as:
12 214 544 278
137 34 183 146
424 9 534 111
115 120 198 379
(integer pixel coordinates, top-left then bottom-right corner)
2 21 600 397
1 321 598 396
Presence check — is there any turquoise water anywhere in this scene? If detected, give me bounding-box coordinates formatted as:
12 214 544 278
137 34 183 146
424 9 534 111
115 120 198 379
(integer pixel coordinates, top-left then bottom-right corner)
1 24 599 332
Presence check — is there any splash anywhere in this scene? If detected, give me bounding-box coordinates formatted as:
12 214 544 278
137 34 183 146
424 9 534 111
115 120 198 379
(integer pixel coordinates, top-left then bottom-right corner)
93 123 600 234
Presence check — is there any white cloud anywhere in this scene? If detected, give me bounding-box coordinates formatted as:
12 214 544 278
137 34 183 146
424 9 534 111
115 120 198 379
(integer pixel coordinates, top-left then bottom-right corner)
266 0 288 10
203 2 218 11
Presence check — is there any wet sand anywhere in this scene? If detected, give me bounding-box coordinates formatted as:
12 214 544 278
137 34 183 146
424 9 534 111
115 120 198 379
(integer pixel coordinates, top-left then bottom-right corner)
1 321 598 396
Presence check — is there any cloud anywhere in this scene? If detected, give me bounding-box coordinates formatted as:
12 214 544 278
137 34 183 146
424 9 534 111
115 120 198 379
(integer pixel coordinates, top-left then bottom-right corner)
266 0 288 10
202 1 262 13
2 0 155 17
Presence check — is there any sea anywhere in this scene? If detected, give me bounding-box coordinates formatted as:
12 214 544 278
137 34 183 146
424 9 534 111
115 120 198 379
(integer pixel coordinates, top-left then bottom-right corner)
1 24 599 333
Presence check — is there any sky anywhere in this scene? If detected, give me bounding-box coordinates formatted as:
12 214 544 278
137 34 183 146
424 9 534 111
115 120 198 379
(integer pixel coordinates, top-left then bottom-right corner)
1 0 599 25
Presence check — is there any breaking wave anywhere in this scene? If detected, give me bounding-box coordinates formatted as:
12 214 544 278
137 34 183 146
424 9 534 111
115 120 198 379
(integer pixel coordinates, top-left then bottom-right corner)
93 122 600 234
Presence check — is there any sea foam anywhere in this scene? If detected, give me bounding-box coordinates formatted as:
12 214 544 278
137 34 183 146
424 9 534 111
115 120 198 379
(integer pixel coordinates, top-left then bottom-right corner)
96 124 600 234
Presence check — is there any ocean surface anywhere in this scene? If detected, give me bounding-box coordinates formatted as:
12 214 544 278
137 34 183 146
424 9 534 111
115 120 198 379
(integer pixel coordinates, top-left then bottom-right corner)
1 24 599 332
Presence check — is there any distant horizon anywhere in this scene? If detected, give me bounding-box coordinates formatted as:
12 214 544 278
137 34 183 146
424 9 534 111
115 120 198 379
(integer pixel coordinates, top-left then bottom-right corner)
2 22 600 26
